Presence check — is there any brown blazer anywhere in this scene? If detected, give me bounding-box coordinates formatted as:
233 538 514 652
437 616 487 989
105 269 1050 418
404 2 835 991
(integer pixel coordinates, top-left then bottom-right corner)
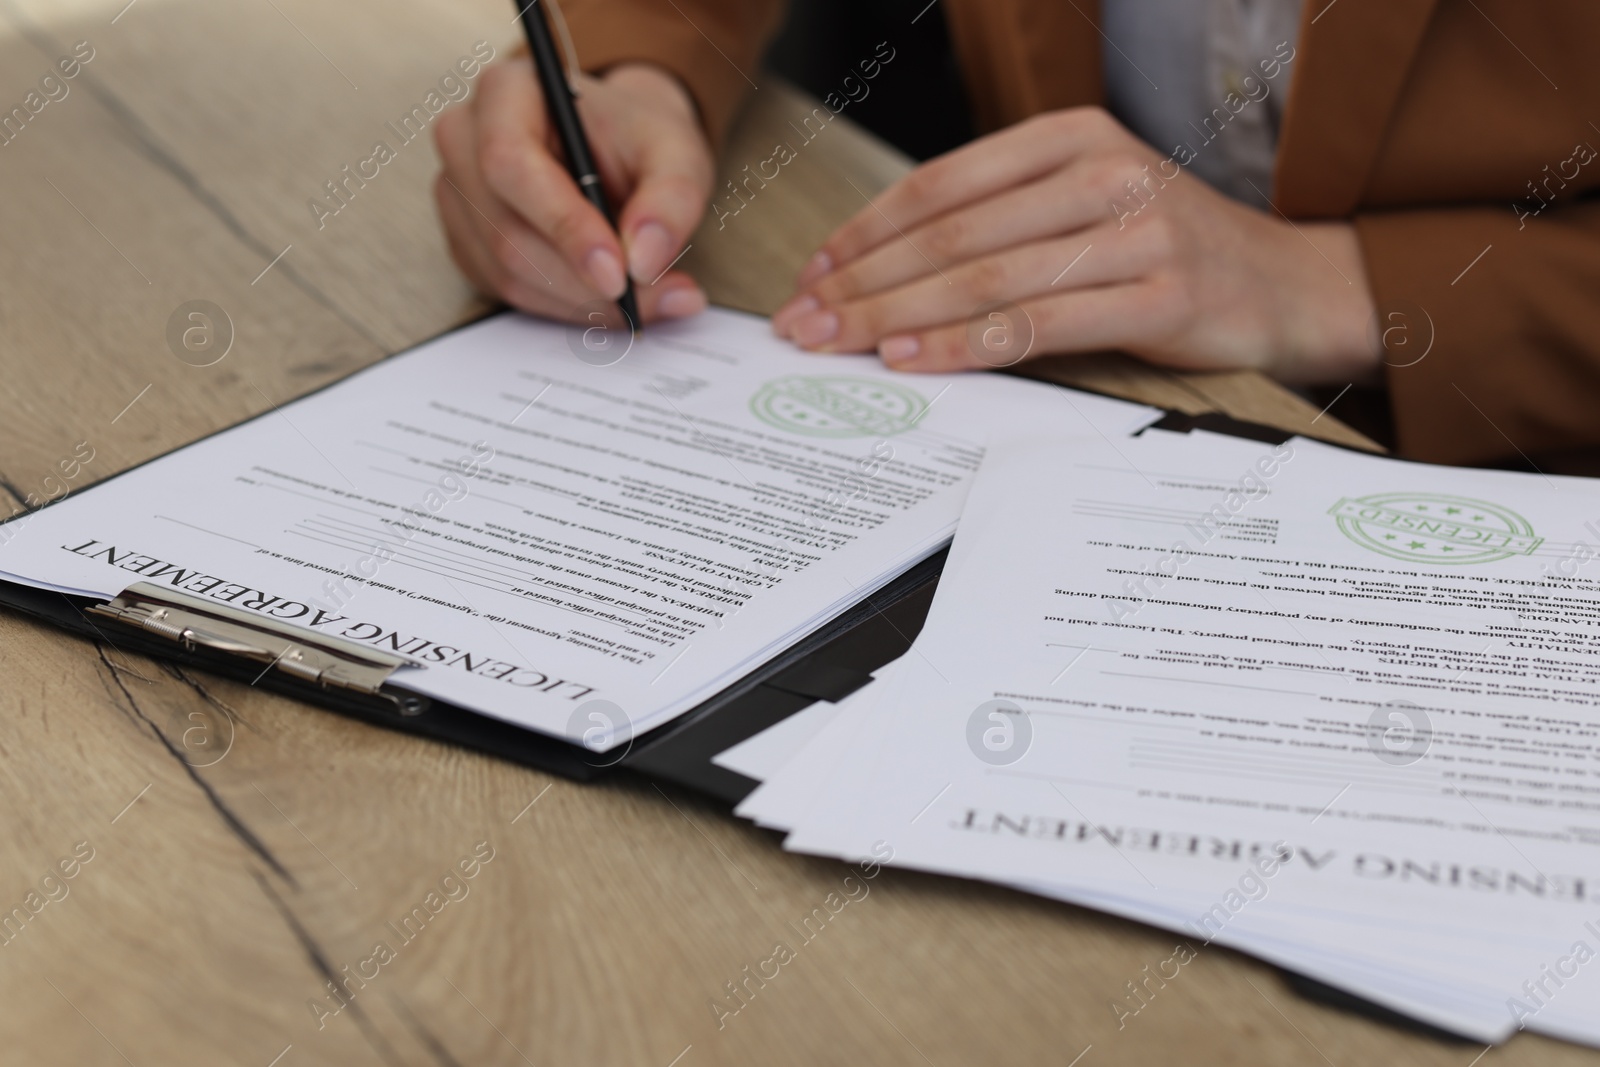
562 0 1600 467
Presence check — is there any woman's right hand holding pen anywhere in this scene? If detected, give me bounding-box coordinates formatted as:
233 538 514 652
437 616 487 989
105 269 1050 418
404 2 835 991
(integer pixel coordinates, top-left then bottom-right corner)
433 57 713 323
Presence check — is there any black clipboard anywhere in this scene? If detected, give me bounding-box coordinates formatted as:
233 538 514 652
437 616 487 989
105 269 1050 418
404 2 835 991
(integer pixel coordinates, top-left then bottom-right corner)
0 305 951 789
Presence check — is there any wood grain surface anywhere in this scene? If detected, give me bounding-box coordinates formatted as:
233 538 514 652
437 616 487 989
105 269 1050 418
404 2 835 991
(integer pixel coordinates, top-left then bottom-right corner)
0 2 1573 1065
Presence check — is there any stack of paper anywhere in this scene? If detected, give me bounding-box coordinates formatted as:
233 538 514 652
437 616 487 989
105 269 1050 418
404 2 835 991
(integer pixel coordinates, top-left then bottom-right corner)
731 425 1600 1048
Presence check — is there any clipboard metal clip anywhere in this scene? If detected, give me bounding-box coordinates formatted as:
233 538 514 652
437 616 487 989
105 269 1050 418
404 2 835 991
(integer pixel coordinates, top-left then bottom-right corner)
89 582 426 714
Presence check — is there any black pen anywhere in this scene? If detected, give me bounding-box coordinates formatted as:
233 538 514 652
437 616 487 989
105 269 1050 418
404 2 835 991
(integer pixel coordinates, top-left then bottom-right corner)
513 0 641 332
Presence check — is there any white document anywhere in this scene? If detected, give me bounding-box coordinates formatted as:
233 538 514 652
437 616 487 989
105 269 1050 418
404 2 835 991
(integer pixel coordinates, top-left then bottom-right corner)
0 309 1157 746
774 430 1600 1045
732 657 1519 1039
711 692 852 782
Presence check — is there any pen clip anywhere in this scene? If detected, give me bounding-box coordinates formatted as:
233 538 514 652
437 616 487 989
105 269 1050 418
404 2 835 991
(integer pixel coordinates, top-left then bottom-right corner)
543 0 583 96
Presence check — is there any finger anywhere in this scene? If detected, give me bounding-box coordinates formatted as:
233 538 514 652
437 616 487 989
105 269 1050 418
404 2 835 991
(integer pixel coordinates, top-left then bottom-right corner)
435 139 603 308
436 110 544 297
640 270 708 321
788 226 1145 353
442 171 602 307
604 90 713 284
806 108 1127 276
436 174 703 324
473 57 629 298
435 173 590 315
537 271 706 324
776 154 1147 328
617 159 712 285
437 91 630 312
875 282 1171 373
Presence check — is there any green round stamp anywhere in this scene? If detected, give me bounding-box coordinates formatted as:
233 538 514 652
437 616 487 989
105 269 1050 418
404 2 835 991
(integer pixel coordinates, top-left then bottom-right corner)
749 375 927 437
1329 492 1542 564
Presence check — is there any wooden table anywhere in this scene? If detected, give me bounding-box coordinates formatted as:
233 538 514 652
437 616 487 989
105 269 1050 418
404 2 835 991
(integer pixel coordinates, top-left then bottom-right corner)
0 2 1580 1064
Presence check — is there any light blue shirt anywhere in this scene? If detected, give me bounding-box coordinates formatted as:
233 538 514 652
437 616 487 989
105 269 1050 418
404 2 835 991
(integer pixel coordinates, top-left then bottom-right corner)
1100 0 1302 207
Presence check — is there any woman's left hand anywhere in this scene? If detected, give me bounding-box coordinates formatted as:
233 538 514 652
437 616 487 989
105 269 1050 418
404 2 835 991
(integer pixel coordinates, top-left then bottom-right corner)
771 107 1381 386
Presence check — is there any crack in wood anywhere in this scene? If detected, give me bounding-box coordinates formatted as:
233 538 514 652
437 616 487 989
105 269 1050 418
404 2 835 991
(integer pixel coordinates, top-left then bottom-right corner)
92 643 297 886
107 660 159 685
0 472 30 511
165 662 258 733
387 991 468 1067
251 869 409 1067
0 0 390 356
83 641 148 733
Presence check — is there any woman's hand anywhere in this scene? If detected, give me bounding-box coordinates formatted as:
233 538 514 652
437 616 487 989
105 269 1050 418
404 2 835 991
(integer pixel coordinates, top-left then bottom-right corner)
433 59 713 324
772 107 1381 385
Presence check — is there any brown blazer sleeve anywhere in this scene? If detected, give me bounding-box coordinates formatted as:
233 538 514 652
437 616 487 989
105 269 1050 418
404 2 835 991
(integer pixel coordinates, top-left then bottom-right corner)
1276 2 1600 468
559 0 787 146
1358 197 1600 467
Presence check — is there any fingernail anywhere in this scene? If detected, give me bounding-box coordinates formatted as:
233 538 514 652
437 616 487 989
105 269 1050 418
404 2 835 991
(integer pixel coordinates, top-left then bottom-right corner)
585 248 626 299
627 221 673 282
658 286 707 319
772 294 819 336
797 250 833 286
879 335 920 365
791 310 840 348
